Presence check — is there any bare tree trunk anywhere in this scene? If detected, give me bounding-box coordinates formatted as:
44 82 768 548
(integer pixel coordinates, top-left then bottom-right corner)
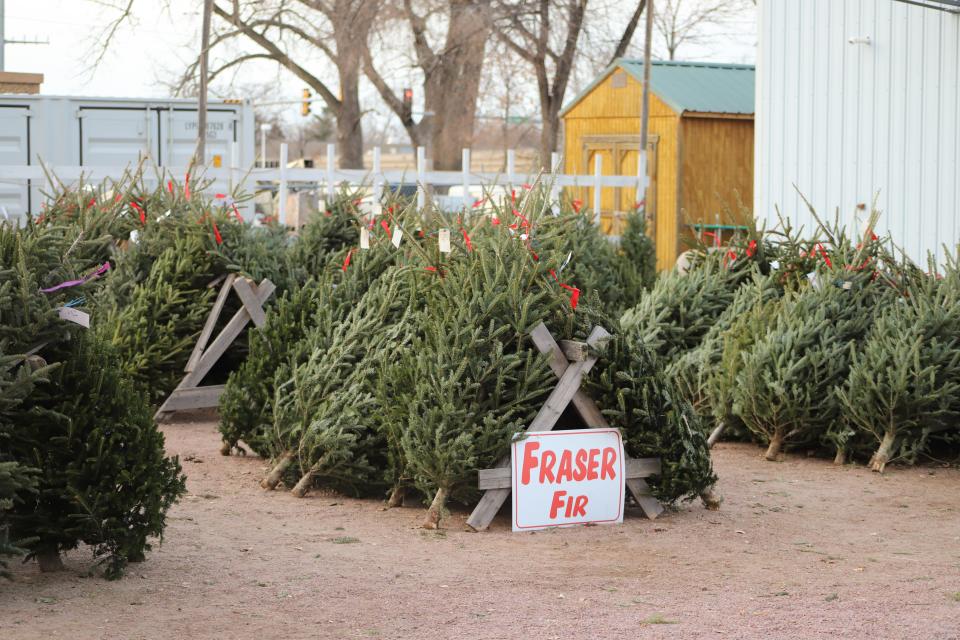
869 430 897 473
699 487 722 510
538 109 560 170
422 487 449 529
707 421 725 448
764 429 785 461
833 447 847 466
37 549 64 572
332 35 366 169
261 451 294 490
386 484 405 509
290 468 315 498
424 1 490 170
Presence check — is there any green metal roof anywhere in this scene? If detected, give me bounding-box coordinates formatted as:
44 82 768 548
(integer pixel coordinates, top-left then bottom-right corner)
560 59 755 117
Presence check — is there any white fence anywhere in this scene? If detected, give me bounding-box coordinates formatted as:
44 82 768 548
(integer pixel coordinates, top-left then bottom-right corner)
0 143 645 227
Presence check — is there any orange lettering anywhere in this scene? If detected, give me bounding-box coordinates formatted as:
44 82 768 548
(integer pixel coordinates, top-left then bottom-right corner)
557 450 573 482
539 450 556 483
601 447 617 480
587 448 600 480
549 490 567 519
574 449 587 481
572 494 588 517
521 441 540 485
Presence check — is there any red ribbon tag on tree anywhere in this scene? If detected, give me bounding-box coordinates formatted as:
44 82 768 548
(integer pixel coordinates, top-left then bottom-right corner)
461 228 473 252
212 219 223 245
559 283 580 310
341 248 353 272
815 243 832 268
130 201 146 226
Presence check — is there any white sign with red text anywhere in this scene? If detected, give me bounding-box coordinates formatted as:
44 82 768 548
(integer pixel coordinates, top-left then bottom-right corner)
511 428 625 532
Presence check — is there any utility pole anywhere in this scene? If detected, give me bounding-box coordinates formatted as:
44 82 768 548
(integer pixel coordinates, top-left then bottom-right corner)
195 0 213 164
638 0 654 212
0 0 50 72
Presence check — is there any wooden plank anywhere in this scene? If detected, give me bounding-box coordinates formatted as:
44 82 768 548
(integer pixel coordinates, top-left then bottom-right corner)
626 478 664 519
531 323 610 427
156 385 226 412
529 322 664 520
558 339 589 362
478 457 661 490
232 277 267 328
185 274 236 373
526 351 600 433
178 279 275 389
467 325 610 531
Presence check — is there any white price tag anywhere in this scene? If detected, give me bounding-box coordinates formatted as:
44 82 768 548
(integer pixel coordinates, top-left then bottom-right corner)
392 227 403 248
58 307 90 328
360 227 370 249
438 228 451 253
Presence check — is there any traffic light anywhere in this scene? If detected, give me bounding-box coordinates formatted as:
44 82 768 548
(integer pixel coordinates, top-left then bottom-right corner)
402 88 413 110
301 88 312 116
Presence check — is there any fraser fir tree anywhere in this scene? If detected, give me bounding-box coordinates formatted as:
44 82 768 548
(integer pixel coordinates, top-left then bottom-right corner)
97 237 217 401
587 332 717 503
838 277 960 470
619 210 656 291
393 246 558 527
731 275 885 461
5 332 186 578
620 255 742 360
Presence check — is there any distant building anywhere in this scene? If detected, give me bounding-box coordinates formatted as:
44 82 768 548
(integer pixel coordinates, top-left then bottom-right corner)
561 59 755 270
755 0 960 264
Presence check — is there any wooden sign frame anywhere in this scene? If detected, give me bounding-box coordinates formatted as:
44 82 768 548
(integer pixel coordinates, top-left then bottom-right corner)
466 322 664 531
155 275 275 422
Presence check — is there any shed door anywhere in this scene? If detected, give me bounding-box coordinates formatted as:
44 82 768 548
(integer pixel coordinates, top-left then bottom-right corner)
78 106 155 166
580 135 658 236
0 106 31 221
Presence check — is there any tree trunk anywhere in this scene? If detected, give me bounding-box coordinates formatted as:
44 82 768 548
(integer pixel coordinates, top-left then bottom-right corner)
764 430 785 461
422 487 449 529
37 549 63 572
538 111 560 171
386 484 405 509
707 421 726 448
261 451 294 490
422 1 490 171
833 447 847 466
699 487 722 511
290 468 315 498
335 52 365 170
869 430 897 473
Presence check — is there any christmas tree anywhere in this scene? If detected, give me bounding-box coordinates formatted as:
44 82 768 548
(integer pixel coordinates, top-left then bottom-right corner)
838 275 960 470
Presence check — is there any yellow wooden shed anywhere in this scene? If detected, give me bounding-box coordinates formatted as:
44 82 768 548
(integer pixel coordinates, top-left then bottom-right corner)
561 59 755 270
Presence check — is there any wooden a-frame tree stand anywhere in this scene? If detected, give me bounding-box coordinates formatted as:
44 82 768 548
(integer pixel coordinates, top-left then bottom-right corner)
466 322 664 531
155 274 275 422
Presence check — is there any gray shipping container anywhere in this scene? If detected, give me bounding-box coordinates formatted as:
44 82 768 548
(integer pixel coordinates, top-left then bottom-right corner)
0 95 255 219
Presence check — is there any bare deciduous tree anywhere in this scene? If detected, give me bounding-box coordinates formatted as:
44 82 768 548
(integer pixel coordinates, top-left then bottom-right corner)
363 0 493 171
491 0 650 168
653 0 750 60
196 0 380 169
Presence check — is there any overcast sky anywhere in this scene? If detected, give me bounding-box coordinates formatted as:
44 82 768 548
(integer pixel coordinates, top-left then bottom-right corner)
5 0 757 134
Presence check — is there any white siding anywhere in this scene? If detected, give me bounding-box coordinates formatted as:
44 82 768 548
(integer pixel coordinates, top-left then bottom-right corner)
755 0 960 264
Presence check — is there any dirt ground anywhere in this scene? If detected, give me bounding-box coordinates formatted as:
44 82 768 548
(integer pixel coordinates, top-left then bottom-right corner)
2 415 959 640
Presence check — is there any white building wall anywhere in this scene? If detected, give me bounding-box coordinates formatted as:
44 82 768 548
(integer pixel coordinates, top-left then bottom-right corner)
755 0 960 264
